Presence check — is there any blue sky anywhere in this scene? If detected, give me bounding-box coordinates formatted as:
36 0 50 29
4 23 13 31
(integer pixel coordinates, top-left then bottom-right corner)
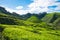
55 0 60 2
0 0 33 9
0 0 60 14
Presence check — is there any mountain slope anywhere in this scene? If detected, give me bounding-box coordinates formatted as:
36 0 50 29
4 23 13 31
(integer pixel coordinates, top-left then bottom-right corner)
0 7 24 25
41 12 60 23
27 16 41 23
0 6 60 40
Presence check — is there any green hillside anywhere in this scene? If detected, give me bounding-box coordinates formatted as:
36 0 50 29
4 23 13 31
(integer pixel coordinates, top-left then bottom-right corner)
42 13 55 23
0 11 24 25
26 16 41 23
0 24 60 40
0 7 60 40
42 12 60 23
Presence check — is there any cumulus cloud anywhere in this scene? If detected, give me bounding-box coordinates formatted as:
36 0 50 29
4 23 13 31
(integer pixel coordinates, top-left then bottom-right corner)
16 6 23 10
5 7 28 15
28 0 56 13
0 5 16 13
5 7 16 13
0 0 60 15
0 5 28 15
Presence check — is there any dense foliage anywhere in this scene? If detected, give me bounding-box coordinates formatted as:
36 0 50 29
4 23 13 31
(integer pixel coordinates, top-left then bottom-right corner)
0 7 60 40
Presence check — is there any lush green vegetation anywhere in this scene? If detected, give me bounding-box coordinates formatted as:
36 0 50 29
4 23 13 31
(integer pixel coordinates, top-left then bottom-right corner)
0 7 60 40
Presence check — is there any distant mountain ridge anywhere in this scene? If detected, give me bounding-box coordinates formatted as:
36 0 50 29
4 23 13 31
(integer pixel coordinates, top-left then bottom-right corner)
0 6 60 26
0 6 47 20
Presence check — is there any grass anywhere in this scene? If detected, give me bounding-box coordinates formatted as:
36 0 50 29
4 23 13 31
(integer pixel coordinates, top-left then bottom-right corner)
0 11 60 40
0 24 60 40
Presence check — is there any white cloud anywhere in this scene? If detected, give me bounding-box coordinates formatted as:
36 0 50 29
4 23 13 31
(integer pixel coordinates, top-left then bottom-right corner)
28 0 60 13
0 5 28 15
0 0 60 15
28 0 56 13
0 5 17 13
16 6 23 10
55 3 60 10
5 7 28 15
16 10 28 15
5 7 16 13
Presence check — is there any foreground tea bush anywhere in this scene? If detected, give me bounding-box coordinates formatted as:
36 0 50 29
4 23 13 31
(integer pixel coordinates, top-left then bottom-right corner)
2 27 60 40
3 28 41 40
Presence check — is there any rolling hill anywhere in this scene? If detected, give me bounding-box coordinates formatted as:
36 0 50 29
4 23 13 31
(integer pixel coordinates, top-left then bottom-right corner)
0 6 60 40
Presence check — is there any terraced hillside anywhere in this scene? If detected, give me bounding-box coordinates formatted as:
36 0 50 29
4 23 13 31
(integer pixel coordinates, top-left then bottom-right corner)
0 24 60 40
0 7 60 40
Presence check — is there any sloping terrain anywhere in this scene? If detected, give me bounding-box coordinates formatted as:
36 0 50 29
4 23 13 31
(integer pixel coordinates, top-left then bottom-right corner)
41 12 60 23
0 7 60 40
0 9 24 25
0 24 60 40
